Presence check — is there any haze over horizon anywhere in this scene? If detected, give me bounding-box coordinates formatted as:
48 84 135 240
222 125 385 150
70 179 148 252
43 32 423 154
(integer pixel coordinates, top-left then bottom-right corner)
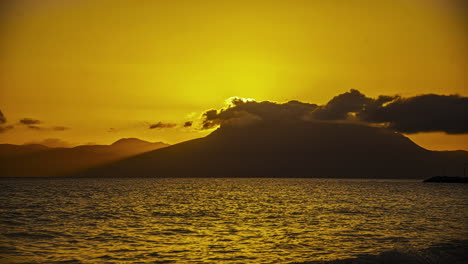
1 0 467 150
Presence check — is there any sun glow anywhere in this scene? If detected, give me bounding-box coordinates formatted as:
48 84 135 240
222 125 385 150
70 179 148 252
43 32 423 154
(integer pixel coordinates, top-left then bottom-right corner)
0 0 466 149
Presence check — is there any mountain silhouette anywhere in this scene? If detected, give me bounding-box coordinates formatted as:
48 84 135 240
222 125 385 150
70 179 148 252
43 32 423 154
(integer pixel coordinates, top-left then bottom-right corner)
73 121 468 178
0 138 169 177
111 138 158 147
0 144 50 158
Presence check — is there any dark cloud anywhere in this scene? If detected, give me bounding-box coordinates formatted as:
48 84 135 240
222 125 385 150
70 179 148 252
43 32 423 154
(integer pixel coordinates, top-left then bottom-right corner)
183 121 193 127
52 126 70 131
314 91 468 134
20 118 42 125
202 98 318 129
0 110 6 124
0 110 9 132
149 122 177 129
21 124 68 132
0 114 69 132
361 94 468 134
0 125 14 133
310 90 468 134
200 91 468 134
27 125 43 130
313 89 398 120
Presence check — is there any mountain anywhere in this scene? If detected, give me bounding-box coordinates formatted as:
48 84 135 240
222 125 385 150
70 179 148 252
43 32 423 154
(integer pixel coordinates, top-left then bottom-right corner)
0 138 169 177
112 137 159 148
73 121 468 179
0 144 50 158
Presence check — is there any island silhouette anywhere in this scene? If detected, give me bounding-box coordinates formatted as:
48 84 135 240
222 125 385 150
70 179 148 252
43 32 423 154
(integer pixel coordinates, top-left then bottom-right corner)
0 138 168 177
54 120 467 179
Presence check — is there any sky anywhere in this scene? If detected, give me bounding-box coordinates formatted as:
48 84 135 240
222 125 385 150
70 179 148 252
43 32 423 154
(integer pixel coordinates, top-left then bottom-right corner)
0 0 467 150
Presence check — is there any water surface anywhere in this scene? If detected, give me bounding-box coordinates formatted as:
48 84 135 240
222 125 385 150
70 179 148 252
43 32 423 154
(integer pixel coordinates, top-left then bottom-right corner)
1 178 467 263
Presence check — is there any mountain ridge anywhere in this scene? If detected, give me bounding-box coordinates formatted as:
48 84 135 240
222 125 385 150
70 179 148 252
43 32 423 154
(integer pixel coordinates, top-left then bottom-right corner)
71 121 468 179
0 138 169 177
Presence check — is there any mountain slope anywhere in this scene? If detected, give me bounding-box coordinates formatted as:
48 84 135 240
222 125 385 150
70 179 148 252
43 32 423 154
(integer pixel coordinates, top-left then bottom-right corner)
74 121 467 178
0 144 50 158
0 138 169 177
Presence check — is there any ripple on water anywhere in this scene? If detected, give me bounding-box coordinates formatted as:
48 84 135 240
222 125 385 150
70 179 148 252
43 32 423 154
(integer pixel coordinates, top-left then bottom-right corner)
0 178 467 264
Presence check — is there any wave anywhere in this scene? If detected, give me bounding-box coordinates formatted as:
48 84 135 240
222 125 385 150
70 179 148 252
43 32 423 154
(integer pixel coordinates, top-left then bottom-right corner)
3 232 56 240
292 240 468 264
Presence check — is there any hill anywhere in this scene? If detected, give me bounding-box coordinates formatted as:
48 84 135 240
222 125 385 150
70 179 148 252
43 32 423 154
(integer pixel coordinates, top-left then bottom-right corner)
73 121 468 178
0 138 169 177
0 144 50 158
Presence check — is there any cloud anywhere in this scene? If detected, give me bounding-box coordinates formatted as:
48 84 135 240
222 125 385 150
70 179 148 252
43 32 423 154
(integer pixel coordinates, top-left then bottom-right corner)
0 114 69 133
0 110 11 133
313 91 468 134
18 118 69 131
361 94 468 134
149 122 177 129
200 91 468 134
52 126 70 131
20 118 42 125
183 121 193 127
309 90 468 134
0 110 6 124
26 138 71 148
313 89 398 121
202 97 318 129
27 125 43 130
24 125 69 131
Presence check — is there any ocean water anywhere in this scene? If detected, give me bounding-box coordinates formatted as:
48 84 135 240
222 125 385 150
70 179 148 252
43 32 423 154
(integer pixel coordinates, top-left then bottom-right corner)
0 178 467 264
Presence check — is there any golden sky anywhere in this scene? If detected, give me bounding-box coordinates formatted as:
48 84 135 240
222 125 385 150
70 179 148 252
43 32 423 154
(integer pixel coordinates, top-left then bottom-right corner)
0 0 467 150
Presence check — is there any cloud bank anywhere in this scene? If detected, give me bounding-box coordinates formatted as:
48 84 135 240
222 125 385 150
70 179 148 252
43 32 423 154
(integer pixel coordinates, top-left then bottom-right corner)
200 91 468 134
361 94 468 134
202 97 318 129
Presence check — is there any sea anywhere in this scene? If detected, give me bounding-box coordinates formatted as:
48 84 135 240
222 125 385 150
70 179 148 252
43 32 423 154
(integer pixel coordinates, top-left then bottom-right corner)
0 178 467 264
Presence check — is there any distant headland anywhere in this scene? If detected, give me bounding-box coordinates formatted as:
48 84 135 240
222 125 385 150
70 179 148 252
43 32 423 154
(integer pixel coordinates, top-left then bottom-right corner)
423 176 468 183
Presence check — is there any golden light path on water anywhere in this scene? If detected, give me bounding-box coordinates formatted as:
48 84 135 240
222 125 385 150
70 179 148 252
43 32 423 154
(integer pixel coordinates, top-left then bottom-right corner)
1 178 467 263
